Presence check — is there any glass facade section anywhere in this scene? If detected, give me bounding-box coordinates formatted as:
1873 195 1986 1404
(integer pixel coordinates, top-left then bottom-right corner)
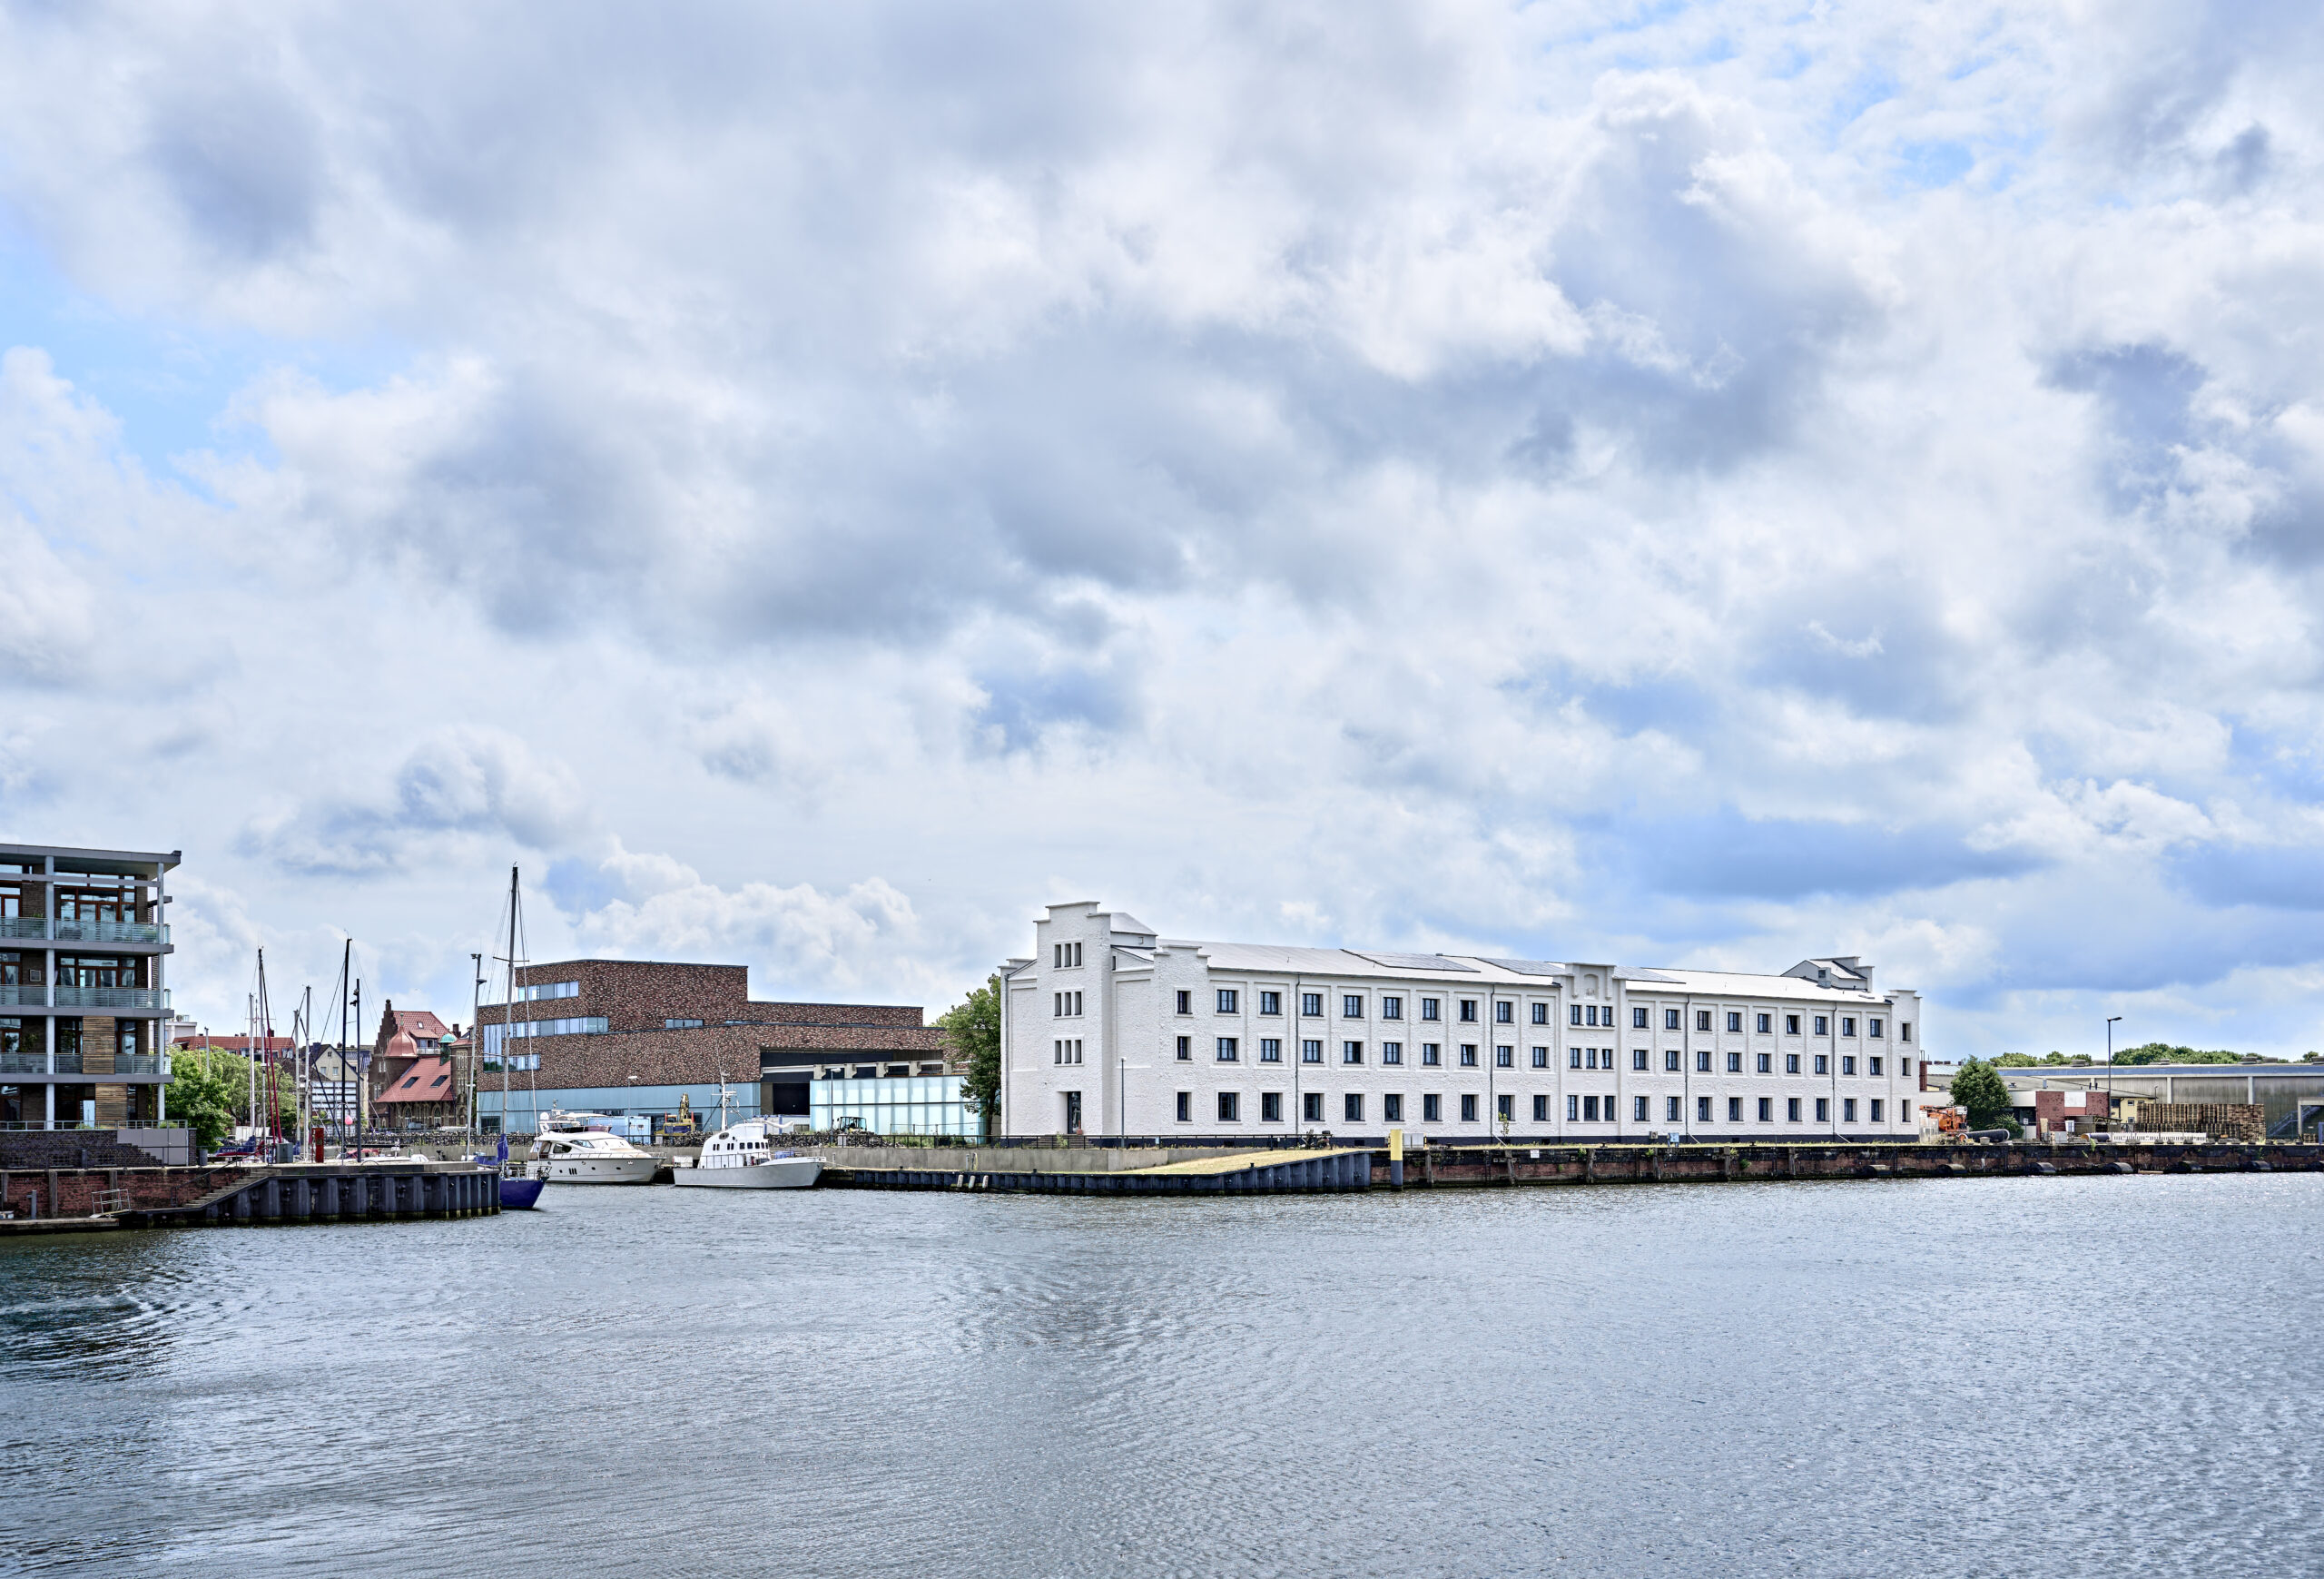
812 1075 986 1139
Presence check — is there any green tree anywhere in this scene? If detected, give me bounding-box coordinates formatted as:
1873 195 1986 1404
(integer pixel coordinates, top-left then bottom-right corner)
1949 1058 2016 1131
939 973 1002 1130
2113 1042 2246 1066
163 1046 243 1150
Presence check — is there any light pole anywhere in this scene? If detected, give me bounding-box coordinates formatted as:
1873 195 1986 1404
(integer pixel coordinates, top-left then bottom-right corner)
2106 1015 2122 1125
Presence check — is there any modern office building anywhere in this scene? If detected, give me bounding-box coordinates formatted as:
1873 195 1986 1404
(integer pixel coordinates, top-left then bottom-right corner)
473 958 961 1135
1000 902 1927 1141
0 841 179 1130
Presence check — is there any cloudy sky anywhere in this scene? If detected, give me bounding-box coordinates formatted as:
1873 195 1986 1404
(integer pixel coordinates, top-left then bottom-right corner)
3 0 2320 1057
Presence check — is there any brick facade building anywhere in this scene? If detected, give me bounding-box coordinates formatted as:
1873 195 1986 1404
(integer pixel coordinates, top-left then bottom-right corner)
474 959 950 1132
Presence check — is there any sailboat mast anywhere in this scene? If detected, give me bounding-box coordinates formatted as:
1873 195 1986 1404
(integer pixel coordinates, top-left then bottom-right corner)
502 865 517 1137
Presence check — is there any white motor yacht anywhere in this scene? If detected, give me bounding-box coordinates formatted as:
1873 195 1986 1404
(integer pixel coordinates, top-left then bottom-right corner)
529 1127 661 1185
672 1119 822 1189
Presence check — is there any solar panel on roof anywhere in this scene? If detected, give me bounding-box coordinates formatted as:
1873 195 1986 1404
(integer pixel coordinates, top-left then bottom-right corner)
1351 952 1480 973
1477 958 1566 977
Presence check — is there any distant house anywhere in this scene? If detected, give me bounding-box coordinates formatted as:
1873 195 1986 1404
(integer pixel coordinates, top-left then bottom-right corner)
370 1003 472 1131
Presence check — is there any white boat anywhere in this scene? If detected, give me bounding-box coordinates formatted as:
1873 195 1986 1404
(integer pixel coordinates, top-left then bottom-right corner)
672 1119 822 1189
529 1127 661 1185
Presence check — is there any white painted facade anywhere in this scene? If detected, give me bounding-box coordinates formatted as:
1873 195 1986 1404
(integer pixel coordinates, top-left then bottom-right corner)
1000 903 1927 1142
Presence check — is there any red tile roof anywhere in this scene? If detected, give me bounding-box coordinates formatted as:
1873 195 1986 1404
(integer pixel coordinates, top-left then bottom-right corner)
375 1054 460 1104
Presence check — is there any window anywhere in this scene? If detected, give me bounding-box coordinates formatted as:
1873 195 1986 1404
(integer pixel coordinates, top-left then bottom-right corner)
1260 991 1282 1016
1421 997 1441 1021
1532 1046 1550 1069
1786 1053 1799 1074
1302 992 1324 1017
1569 1048 1582 1069
1053 1040 1083 1065
1815 1015 1828 1036
1217 1037 1239 1062
1460 1094 1478 1123
1219 1091 1241 1123
1726 1051 1742 1073
1460 1044 1479 1068
1697 1095 1712 1122
518 980 581 1002
1758 1098 1772 1122
1260 1038 1282 1062
1532 1002 1549 1025
1176 1091 1191 1123
1665 1008 1681 1031
1495 1045 1513 1069
1533 1094 1551 1122
1384 1093 1403 1122
1422 1042 1441 1066
1586 1049 1599 1070
1496 1093 1513 1121
1815 1054 1829 1075
1754 1013 1768 1033
1696 1011 1713 1031
1345 1093 1364 1124
1728 1097 1742 1123
1567 1003 1581 1027
1053 991 1084 1017
1176 991 1190 1015
1870 1099 1885 1122
1261 1092 1283 1122
1343 1041 1364 1065
1900 1021 1913 1043
1567 1094 1579 1121
1423 1093 1441 1122
1459 1000 1478 1023
1869 1018 1884 1039
1302 1040 1324 1064
1817 1097 1830 1121
1217 989 1239 1013
1726 1012 1743 1033
1630 1049 1646 1071
1696 1050 1712 1072
1583 1095 1599 1121
1383 1041 1403 1066
1064 1091 1082 1130
1343 994 1364 1019
1382 995 1403 1020
1665 1050 1680 1071
1902 1100 1913 1120
1667 1095 1682 1123
1303 1092 1324 1122
1177 1037 1191 1061
665 1018 704 1029
1051 942 1082 968
1787 1097 1800 1121
1786 1014 1800 1035
1632 1007 1649 1029
1842 1056 1856 1076
1868 1056 1883 1077
1843 1098 1857 1123
1841 1017 1856 1038
1492 1002 1512 1024
1900 1058 1912 1075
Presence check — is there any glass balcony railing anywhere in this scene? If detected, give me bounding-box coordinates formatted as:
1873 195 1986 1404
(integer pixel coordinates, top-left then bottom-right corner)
110 1053 165 1076
0 917 167 944
51 986 168 1011
0 984 44 1008
0 1051 83 1074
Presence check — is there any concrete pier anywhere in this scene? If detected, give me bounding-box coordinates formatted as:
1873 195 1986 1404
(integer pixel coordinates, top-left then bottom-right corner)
816 1139 2323 1197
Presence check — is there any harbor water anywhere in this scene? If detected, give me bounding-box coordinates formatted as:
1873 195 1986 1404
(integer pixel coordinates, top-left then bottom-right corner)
4 1173 2319 1576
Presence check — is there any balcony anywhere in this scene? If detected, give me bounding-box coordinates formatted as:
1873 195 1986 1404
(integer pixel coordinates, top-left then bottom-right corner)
53 986 169 1012
0 917 167 944
0 1051 82 1074
0 985 44 1008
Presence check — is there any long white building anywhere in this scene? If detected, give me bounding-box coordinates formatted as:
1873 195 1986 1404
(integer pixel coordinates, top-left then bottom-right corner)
1000 903 1928 1142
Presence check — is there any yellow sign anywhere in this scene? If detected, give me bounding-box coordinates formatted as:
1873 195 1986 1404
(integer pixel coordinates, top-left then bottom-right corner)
1388 1127 1403 1160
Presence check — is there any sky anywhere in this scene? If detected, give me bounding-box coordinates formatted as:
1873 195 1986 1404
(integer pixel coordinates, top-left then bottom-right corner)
3 0 2321 1059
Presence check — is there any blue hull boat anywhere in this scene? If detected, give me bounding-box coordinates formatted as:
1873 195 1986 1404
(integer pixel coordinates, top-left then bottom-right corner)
498 1174 545 1210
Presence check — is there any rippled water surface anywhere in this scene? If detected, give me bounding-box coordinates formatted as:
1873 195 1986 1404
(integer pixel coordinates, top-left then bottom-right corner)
5 1174 2320 1576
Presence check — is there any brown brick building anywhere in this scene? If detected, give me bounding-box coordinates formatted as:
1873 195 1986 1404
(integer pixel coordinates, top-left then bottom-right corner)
475 958 950 1132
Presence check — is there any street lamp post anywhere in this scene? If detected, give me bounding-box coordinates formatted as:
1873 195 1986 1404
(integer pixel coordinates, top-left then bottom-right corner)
2106 1015 2122 1124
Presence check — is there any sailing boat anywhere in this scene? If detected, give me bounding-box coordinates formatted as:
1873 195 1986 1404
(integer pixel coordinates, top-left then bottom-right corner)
478 864 546 1210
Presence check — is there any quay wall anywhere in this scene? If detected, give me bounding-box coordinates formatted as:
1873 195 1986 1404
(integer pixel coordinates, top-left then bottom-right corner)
1 1164 250 1219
